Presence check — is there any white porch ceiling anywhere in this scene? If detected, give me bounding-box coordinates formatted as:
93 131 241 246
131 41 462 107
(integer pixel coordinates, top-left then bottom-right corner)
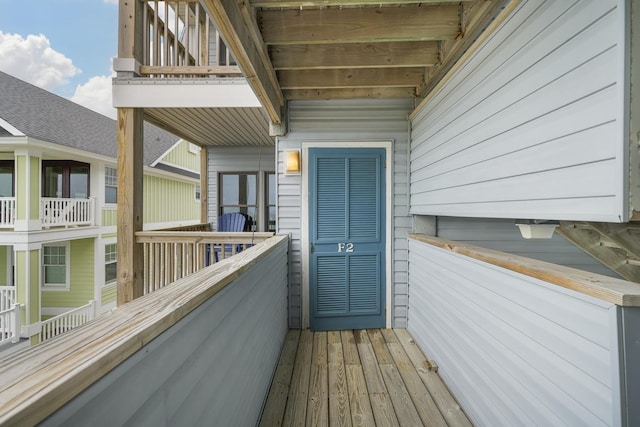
144 106 273 147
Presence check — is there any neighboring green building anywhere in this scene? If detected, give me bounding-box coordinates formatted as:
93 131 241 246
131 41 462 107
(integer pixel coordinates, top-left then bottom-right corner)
0 71 201 344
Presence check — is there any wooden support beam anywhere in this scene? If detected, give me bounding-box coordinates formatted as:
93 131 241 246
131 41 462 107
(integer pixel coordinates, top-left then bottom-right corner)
201 0 284 124
556 222 640 284
117 108 145 305
416 0 512 98
259 5 460 45
284 87 414 99
117 0 144 64
252 0 463 7
200 146 208 224
577 222 640 261
271 41 439 70
279 68 424 89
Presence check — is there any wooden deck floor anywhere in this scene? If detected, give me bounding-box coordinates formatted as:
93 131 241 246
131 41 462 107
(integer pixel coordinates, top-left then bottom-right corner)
259 329 472 427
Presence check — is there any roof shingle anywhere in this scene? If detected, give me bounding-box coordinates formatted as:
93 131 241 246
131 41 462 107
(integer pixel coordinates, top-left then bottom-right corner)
0 71 180 166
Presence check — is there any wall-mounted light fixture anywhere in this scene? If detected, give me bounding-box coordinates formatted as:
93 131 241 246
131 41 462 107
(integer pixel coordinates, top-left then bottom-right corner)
515 219 560 239
285 149 301 175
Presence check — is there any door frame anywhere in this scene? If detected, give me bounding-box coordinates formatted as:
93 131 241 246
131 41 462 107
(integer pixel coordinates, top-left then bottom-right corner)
301 141 393 329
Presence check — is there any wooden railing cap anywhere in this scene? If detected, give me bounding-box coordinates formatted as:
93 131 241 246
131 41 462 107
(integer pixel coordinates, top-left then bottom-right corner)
409 234 640 307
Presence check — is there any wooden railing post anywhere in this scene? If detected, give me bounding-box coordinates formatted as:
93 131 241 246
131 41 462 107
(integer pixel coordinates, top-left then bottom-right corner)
117 108 145 305
117 0 145 306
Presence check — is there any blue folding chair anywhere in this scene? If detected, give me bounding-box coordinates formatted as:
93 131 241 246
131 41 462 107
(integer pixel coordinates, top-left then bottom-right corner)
214 212 246 262
218 212 246 232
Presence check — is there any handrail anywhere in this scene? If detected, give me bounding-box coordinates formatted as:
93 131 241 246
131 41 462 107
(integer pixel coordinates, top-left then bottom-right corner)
0 286 16 312
0 303 21 344
0 235 288 426
409 234 640 307
136 231 274 293
40 197 94 227
139 1 238 77
40 300 97 342
0 197 15 227
155 222 211 232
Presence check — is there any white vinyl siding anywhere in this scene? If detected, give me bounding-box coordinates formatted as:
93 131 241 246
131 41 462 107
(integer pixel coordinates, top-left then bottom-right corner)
206 146 275 232
41 237 289 427
277 98 412 328
410 0 627 222
408 237 620 426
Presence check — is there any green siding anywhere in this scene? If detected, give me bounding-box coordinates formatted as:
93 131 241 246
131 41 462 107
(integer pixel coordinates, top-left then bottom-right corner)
102 209 117 227
101 233 117 239
0 246 7 286
29 156 39 220
42 239 94 307
101 284 116 306
143 175 200 224
16 156 26 220
160 140 200 172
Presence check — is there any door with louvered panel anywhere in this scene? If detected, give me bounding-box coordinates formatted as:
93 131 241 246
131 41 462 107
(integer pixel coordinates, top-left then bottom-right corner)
309 148 385 331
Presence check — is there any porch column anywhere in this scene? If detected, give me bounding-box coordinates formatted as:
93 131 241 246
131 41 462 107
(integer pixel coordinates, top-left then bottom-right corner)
116 108 144 305
14 243 41 345
116 0 145 305
200 146 208 224
14 148 41 232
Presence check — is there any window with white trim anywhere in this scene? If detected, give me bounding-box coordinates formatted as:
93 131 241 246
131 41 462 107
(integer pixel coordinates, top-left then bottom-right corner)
43 244 69 289
266 173 276 232
218 172 275 232
105 243 117 285
195 183 201 201
219 173 257 231
105 166 117 204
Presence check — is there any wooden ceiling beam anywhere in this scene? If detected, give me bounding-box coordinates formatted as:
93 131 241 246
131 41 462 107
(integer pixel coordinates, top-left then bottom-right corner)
284 87 415 100
259 5 460 44
201 0 284 124
252 0 464 6
278 68 425 89
271 41 439 70
417 0 511 98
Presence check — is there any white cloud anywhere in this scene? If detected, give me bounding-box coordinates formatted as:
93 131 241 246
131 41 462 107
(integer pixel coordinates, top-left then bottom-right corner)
103 0 118 4
0 31 80 90
71 75 116 119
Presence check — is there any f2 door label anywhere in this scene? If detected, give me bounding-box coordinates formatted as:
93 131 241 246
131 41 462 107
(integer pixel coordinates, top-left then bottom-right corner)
337 243 354 253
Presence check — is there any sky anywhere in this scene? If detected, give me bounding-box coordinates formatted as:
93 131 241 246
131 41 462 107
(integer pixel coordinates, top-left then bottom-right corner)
0 0 119 118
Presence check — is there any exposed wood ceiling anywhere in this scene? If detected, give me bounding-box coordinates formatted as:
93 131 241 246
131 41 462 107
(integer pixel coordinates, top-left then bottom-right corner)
203 0 511 125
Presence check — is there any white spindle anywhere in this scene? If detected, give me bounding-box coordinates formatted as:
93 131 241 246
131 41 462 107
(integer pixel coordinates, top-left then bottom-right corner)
40 300 97 342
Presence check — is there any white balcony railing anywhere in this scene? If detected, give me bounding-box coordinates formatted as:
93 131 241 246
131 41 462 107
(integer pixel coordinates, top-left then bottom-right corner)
0 303 21 344
0 286 16 312
40 300 97 342
40 197 94 227
135 231 274 294
0 197 16 228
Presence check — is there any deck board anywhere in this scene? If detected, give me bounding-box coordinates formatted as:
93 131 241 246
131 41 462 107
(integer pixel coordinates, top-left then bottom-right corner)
260 328 472 426
259 330 301 427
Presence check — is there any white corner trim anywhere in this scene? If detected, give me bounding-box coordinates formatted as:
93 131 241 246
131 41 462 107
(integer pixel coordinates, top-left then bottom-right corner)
150 139 183 167
0 118 24 136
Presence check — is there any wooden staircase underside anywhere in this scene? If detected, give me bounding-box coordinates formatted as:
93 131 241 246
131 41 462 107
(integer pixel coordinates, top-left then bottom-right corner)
557 221 640 283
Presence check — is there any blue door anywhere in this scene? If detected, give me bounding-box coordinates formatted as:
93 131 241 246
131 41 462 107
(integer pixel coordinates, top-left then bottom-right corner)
309 148 386 331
